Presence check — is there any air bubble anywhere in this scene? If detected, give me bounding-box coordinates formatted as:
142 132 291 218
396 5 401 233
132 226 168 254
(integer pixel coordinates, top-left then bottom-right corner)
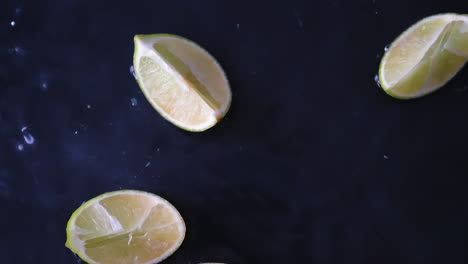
130 98 138 106
129 65 136 79
374 74 381 88
21 126 35 145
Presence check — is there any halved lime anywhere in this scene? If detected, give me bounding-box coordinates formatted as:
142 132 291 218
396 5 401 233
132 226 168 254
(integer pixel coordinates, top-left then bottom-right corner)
65 190 185 264
133 34 231 131
379 13 468 99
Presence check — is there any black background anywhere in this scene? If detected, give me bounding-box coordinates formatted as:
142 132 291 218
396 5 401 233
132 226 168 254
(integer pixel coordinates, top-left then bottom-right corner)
1 0 468 263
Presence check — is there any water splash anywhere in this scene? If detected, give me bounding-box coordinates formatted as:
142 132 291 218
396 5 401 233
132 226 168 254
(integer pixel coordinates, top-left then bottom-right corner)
130 98 138 106
21 126 35 145
374 74 381 88
129 65 136 79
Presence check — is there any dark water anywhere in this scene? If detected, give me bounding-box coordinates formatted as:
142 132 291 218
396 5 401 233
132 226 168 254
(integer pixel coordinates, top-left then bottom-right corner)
1 0 468 263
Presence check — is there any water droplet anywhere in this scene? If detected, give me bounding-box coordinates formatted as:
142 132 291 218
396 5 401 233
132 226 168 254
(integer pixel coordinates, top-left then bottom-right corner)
384 45 389 52
236 24 240 29
21 126 35 145
9 45 25 56
129 65 136 79
293 8 303 28
17 143 24 151
383 154 389 159
86 104 91 109
145 161 151 168
374 74 381 88
130 98 138 106
454 86 468 92
10 21 15 27
41 82 48 91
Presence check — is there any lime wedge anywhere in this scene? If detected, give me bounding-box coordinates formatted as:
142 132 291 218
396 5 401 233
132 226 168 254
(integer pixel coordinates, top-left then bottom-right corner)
65 190 185 264
379 13 468 99
133 34 231 131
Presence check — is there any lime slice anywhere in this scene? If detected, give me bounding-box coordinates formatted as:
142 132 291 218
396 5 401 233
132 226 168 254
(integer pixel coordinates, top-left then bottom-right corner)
65 190 185 264
133 34 231 131
379 13 468 99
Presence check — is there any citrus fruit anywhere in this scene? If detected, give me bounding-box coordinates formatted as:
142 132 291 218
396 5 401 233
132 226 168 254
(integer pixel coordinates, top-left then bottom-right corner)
65 190 185 264
379 13 468 99
133 34 231 131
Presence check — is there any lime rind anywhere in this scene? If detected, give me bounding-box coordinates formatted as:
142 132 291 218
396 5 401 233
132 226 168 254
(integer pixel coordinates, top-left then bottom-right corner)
379 13 468 99
65 190 186 264
133 34 231 132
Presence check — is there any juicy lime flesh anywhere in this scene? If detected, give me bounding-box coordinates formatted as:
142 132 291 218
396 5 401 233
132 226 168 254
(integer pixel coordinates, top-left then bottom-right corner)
67 192 184 264
380 14 468 98
138 55 214 127
383 16 450 87
134 35 231 131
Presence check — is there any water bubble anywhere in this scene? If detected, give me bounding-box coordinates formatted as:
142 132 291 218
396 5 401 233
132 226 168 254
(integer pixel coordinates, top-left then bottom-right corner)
15 8 22 15
156 148 160 152
21 126 35 145
129 65 136 79
374 74 381 88
86 104 91 109
236 24 240 29
145 161 151 168
17 143 24 151
40 82 48 92
375 11 379 15
9 45 25 56
384 45 389 52
74 131 79 135
130 98 138 106
383 154 389 159
10 21 15 27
